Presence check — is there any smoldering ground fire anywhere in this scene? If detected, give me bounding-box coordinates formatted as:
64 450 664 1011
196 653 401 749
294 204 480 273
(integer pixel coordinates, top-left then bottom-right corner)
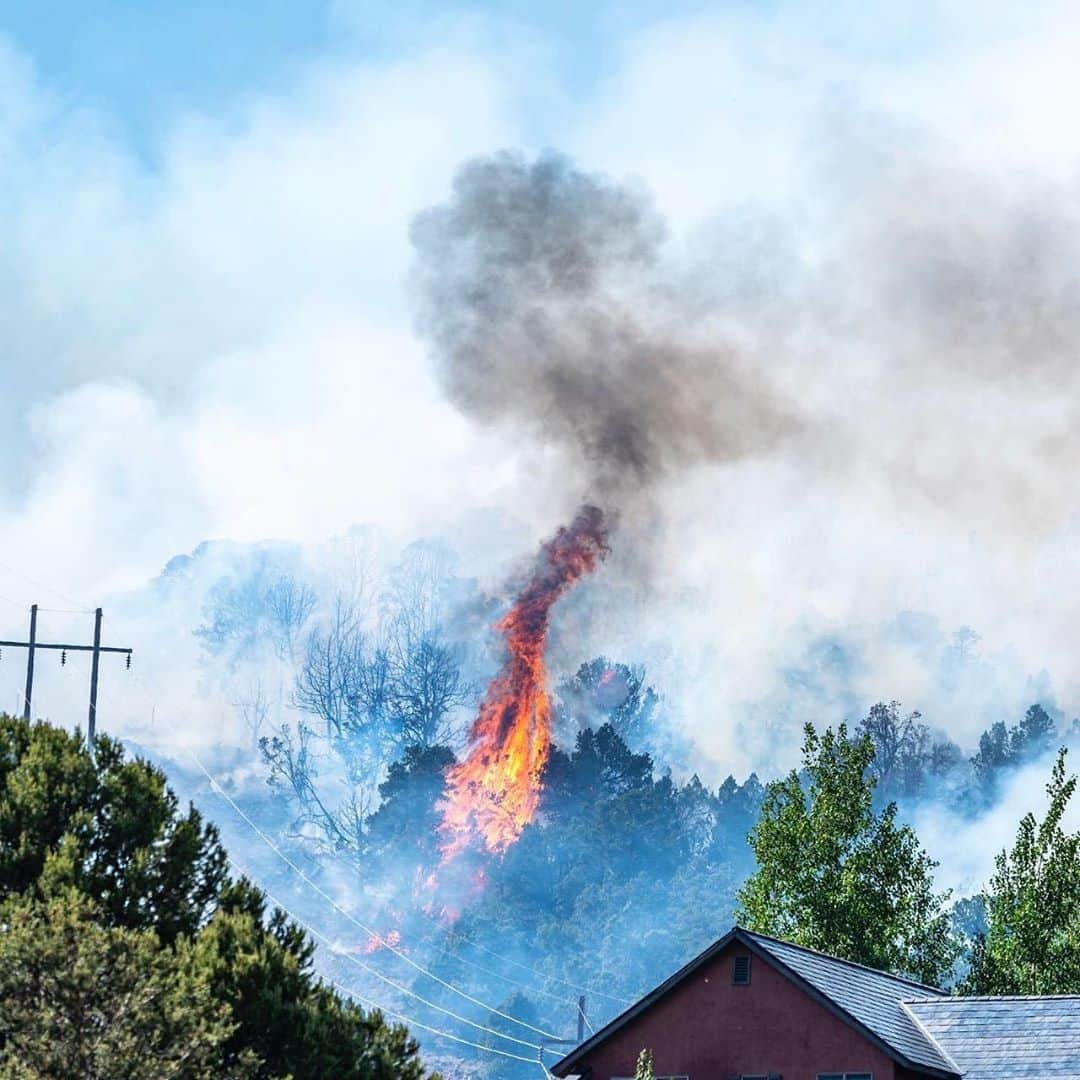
438 505 609 860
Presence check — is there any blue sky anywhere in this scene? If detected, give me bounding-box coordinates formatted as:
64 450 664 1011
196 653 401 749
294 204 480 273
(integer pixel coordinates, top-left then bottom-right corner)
6 3 337 149
5 1 741 153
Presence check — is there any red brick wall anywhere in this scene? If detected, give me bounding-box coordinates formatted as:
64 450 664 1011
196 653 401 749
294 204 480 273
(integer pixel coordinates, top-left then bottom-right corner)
556 940 902 1080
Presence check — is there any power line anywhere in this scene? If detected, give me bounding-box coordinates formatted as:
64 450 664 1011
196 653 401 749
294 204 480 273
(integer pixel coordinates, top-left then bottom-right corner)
96 648 578 1059
449 925 635 1007
327 976 540 1065
170 714 630 1012
0 559 89 611
191 751 561 1042
430 925 583 1007
306 835 633 1008
220 866 545 1065
245 874 543 1053
252 823 592 1010
90 629 585 1025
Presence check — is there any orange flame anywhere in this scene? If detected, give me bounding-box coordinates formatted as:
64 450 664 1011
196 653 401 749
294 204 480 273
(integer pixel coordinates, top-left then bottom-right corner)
361 929 402 955
439 506 609 860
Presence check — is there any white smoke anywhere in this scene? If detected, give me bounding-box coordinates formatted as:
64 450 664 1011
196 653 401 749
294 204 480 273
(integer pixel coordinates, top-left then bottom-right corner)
3 1 1080 817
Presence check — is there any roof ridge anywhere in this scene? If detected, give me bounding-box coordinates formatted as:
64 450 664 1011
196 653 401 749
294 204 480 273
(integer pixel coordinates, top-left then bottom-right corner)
738 926 948 995
906 993 1080 1002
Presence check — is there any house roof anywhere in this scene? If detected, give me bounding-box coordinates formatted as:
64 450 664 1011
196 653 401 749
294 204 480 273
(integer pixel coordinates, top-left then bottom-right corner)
745 929 956 1074
552 926 960 1078
904 995 1080 1078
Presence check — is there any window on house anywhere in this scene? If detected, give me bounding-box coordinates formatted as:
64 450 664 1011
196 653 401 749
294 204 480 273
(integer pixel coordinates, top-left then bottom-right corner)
733 954 752 985
817 1074 872 1080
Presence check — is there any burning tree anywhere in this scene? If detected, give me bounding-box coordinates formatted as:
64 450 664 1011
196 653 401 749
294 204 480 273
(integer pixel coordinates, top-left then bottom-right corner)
439 506 609 860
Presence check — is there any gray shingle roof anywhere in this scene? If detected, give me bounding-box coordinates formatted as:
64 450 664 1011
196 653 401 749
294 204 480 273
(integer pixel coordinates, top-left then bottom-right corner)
904 996 1080 1078
743 930 958 1074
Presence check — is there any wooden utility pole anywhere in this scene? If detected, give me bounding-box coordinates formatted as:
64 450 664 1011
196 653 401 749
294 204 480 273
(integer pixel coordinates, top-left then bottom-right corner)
88 607 104 743
0 605 132 745
21 604 37 721
537 999 587 1074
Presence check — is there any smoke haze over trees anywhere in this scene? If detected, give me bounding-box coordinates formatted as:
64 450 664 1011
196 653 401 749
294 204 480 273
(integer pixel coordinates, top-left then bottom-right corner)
42 530 1058 1075
0 521 1076 1075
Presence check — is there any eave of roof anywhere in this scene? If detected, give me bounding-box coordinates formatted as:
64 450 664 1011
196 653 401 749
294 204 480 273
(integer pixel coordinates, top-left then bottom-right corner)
551 926 960 1078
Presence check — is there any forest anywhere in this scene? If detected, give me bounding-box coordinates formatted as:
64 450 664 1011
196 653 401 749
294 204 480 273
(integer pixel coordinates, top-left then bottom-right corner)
110 536 1079 1078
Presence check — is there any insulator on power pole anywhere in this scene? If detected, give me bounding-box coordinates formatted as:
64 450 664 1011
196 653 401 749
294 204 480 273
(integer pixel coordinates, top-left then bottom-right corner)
126 653 132 670
60 649 67 667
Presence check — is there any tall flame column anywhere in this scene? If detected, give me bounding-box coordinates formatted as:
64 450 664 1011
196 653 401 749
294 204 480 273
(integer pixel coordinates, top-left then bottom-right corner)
439 506 609 860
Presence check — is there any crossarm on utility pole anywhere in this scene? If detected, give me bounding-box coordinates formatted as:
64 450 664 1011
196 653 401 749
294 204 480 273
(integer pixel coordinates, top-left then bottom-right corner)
0 605 132 744
0 641 133 654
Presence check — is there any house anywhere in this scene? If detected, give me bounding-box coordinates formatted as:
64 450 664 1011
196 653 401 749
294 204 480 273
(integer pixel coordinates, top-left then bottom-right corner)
550 926 1080 1079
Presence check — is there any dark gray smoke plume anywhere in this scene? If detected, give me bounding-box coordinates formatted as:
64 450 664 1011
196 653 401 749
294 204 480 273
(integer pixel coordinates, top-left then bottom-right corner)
410 151 797 501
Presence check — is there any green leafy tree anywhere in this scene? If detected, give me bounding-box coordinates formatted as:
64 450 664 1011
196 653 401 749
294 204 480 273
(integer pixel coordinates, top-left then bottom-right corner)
0 889 251 1080
366 744 457 865
738 723 956 985
965 748 1080 994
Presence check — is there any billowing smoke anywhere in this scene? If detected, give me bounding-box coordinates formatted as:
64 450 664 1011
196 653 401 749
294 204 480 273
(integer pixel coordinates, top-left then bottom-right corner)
410 151 797 504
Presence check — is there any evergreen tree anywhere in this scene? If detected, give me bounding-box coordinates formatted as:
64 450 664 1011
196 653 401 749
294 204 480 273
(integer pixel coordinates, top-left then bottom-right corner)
0 715 438 1080
738 723 956 985
0 889 251 1080
970 704 1059 803
0 714 226 944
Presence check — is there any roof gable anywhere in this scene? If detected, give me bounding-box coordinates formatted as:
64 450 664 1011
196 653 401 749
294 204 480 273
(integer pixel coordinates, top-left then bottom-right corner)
904 996 1080 1078
744 930 956 1074
552 927 959 1077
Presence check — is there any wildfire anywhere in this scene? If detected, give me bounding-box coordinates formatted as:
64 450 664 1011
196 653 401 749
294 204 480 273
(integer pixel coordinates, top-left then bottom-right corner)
439 506 609 860
361 929 402 956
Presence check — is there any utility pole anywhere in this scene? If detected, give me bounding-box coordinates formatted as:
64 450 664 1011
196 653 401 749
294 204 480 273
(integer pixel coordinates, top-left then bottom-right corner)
88 608 103 743
21 604 37 721
0 605 132 746
537 998 587 1075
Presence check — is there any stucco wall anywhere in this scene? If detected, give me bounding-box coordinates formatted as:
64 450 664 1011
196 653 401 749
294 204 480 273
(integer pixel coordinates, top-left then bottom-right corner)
556 940 903 1080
